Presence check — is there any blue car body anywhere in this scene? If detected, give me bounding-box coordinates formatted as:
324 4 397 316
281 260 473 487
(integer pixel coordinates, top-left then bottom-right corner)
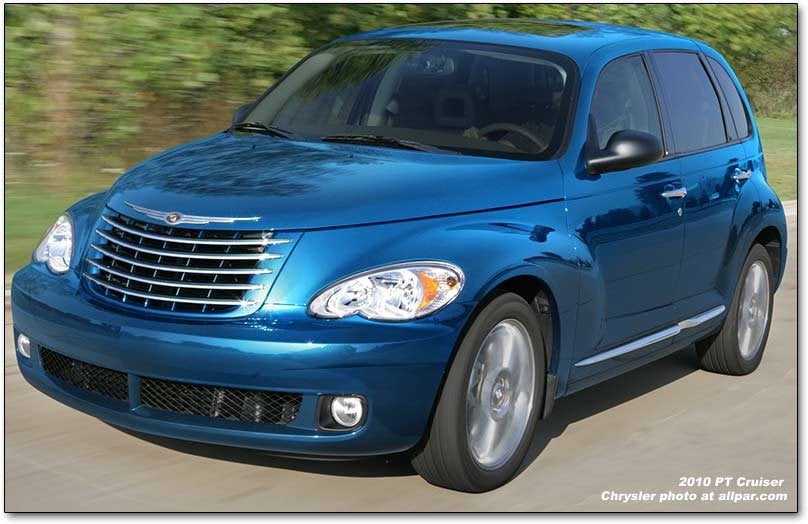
12 19 787 457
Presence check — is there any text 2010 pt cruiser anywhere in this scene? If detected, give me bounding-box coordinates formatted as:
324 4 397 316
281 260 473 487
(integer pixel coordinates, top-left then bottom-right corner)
13 19 787 492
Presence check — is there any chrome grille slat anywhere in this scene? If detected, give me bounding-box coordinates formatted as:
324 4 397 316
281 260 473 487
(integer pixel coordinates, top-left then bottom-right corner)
95 229 281 260
83 208 289 315
84 274 256 306
89 244 272 275
100 215 290 246
85 259 265 291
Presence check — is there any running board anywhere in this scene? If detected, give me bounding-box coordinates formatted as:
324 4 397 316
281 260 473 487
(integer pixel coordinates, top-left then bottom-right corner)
574 305 726 367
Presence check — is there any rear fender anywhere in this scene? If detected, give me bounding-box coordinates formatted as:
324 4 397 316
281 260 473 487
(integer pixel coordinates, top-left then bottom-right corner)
717 177 787 299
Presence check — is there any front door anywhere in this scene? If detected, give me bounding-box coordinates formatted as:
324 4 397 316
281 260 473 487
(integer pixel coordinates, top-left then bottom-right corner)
566 53 685 377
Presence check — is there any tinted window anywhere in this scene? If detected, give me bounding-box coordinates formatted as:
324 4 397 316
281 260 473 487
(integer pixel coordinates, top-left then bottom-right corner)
243 39 576 159
707 57 750 139
590 55 662 150
652 52 726 153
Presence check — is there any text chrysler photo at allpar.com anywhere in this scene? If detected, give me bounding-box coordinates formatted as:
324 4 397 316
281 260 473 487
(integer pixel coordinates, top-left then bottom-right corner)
12 19 787 494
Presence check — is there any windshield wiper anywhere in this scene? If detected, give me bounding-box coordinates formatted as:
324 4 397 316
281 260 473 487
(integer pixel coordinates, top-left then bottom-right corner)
321 134 461 155
232 121 298 139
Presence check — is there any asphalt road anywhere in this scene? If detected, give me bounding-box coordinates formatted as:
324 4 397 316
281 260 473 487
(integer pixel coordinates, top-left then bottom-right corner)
5 206 796 512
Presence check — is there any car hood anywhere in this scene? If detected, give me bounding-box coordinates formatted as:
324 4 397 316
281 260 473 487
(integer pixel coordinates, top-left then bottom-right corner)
106 132 562 230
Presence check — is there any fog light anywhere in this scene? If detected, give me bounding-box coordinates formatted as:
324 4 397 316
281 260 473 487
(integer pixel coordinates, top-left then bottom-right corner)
16 334 31 358
330 396 364 428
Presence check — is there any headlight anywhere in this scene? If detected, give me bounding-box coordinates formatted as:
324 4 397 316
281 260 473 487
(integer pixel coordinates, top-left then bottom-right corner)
35 214 73 274
308 262 464 321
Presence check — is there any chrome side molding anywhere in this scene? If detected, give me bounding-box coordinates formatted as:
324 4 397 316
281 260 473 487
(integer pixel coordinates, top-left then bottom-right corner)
574 305 726 367
574 326 681 367
677 305 726 329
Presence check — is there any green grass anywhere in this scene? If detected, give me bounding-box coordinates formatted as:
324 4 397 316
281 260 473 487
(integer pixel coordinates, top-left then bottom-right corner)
757 116 797 201
3 117 797 279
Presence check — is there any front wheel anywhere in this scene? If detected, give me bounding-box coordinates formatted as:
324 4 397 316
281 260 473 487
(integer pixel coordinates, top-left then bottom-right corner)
697 244 775 375
411 293 545 492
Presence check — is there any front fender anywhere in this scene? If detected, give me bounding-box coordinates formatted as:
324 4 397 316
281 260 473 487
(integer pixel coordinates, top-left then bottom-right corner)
267 201 581 389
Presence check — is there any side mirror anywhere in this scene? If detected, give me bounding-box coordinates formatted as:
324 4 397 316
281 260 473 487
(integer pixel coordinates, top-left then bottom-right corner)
232 103 252 126
586 130 664 174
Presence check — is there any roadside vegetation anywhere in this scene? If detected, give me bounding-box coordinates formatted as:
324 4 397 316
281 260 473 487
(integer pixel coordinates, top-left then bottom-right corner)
757 117 797 201
4 4 797 276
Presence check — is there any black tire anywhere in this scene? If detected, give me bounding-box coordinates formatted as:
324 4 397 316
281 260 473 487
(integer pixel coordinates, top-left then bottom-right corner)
411 292 546 492
696 244 775 375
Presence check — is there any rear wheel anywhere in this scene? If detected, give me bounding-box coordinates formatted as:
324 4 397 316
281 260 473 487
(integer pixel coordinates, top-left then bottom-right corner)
697 244 774 375
412 293 545 492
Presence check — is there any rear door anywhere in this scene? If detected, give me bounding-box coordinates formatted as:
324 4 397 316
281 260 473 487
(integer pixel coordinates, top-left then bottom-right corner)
648 51 752 319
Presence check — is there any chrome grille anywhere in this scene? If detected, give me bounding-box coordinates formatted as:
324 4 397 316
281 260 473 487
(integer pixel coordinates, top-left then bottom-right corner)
83 208 291 315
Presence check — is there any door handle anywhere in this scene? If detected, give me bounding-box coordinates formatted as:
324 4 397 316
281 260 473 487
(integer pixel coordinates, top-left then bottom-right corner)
733 168 752 181
661 187 687 199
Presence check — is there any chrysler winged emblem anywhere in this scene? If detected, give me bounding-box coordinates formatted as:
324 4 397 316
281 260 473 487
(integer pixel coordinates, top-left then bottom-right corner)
125 202 260 226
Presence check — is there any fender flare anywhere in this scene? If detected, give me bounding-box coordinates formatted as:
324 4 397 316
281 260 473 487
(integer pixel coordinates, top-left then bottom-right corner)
719 199 787 300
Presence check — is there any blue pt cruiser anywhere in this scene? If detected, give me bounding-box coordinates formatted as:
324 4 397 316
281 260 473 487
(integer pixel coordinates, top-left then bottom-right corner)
13 19 787 492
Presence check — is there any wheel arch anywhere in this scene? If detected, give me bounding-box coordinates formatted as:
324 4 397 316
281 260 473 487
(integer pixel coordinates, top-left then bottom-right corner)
439 264 572 425
471 270 562 378
725 209 788 297
752 225 784 285
717 177 787 299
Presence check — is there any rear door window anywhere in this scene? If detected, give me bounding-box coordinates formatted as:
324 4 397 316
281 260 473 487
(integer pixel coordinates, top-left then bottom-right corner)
652 52 726 153
707 57 751 139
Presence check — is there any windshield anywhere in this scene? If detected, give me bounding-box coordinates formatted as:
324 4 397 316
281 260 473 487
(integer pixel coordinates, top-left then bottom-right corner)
242 39 577 159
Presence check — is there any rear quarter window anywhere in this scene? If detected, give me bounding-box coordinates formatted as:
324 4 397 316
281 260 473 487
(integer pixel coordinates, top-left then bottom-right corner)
707 56 751 139
652 52 726 154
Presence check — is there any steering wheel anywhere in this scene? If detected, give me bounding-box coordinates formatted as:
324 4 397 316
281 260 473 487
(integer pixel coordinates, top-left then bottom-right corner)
478 123 546 151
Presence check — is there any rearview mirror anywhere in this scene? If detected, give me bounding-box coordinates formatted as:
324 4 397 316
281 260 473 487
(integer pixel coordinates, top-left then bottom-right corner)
586 130 664 174
232 103 252 126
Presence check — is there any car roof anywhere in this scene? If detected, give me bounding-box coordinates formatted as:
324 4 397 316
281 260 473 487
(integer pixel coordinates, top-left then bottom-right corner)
340 18 697 65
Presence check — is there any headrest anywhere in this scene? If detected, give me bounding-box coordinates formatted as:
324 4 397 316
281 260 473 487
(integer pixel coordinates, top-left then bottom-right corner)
434 87 476 128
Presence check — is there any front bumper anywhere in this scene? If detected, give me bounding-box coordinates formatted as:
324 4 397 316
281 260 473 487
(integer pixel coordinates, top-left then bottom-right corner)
12 265 472 457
